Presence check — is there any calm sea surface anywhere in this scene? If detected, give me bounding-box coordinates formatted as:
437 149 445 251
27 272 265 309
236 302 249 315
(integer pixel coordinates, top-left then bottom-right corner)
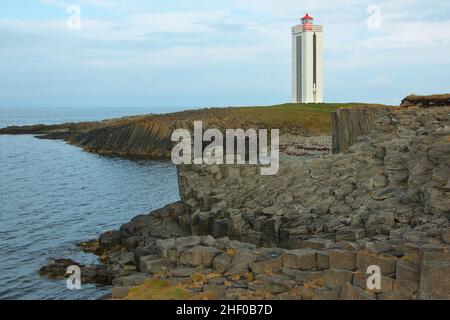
0 107 181 299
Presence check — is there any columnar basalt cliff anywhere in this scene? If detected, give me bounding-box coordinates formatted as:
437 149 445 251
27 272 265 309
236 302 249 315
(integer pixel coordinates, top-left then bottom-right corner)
331 107 391 154
37 95 450 300
178 104 450 247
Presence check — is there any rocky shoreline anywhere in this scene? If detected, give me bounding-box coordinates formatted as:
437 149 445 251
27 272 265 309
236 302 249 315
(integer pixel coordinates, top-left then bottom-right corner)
38 94 450 299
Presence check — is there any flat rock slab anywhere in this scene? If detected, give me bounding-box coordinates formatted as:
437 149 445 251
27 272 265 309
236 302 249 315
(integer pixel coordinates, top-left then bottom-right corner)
356 251 397 276
282 249 317 270
140 256 175 273
179 246 222 267
329 250 357 271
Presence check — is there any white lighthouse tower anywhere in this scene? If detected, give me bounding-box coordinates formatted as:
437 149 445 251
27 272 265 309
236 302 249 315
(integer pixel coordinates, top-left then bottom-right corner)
292 14 324 103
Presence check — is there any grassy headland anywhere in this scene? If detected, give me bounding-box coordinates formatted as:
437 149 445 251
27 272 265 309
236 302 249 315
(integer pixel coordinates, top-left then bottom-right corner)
0 102 392 159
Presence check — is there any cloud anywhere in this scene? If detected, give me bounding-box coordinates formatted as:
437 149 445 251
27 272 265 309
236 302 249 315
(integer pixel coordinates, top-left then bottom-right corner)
0 0 449 107
363 20 450 48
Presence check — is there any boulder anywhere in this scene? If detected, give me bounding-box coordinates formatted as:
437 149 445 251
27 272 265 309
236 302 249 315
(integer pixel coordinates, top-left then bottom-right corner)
334 184 354 201
203 284 226 299
282 249 317 270
155 239 176 258
201 235 216 247
39 258 81 280
324 269 353 291
261 217 281 247
80 265 112 285
99 230 122 249
428 143 450 163
424 188 450 215
179 246 222 267
369 175 387 189
282 268 324 283
228 212 249 238
356 251 397 276
255 274 295 294
302 238 332 250
378 290 413 300
422 250 450 263
365 212 395 237
340 283 376 300
139 256 174 273
213 254 233 273
251 256 283 274
112 274 149 287
123 236 140 250
224 288 253 300
419 258 450 299
212 219 229 238
134 246 157 267
190 211 213 235
251 248 284 274
352 272 394 293
340 283 360 300
364 241 394 254
111 286 132 299
396 260 420 282
301 286 314 300
316 251 330 269
175 236 201 250
329 250 356 271
312 288 340 300
226 249 257 276
170 267 197 278
394 280 418 298
335 229 366 242
441 229 450 244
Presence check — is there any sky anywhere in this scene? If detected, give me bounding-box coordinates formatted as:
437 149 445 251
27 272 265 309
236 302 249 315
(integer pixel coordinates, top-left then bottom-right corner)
0 0 449 109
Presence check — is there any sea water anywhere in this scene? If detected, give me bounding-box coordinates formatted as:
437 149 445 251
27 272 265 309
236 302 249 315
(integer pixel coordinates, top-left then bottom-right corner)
0 107 181 299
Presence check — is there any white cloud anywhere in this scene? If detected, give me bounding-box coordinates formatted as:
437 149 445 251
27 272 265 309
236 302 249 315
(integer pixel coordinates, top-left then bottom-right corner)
1 0 449 106
363 20 450 48
127 11 229 34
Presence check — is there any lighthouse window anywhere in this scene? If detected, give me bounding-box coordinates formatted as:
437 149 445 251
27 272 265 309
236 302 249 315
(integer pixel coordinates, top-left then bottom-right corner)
297 36 302 99
313 33 317 87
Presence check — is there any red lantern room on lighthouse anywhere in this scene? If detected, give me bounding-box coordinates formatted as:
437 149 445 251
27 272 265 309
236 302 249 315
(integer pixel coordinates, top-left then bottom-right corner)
301 13 314 31
301 13 314 24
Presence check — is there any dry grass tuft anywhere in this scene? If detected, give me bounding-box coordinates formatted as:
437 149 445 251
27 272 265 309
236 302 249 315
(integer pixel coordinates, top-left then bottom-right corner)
123 279 193 300
185 272 221 289
225 247 238 257
242 272 255 282
303 279 325 289
238 291 273 300
123 271 224 300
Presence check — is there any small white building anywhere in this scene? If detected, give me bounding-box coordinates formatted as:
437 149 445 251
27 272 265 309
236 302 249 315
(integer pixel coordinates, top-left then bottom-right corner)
292 14 324 104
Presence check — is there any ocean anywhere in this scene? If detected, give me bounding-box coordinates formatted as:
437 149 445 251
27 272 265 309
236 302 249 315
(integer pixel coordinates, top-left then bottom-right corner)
0 107 181 300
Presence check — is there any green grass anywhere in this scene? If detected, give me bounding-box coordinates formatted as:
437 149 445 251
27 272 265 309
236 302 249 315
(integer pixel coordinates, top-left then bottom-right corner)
151 102 392 135
404 94 450 101
0 101 392 138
